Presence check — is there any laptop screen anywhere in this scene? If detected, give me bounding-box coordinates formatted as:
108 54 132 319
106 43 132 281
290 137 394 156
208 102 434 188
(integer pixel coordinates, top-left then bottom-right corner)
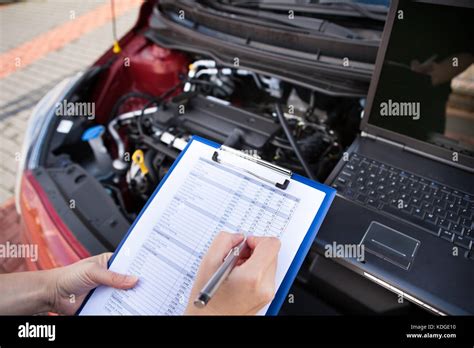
366 0 474 158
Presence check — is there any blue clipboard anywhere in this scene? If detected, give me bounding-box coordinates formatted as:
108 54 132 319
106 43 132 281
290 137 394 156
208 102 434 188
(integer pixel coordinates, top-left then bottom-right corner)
77 135 335 315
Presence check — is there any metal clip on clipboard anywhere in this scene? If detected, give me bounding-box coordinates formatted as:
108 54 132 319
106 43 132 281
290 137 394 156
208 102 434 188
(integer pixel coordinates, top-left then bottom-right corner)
211 145 292 190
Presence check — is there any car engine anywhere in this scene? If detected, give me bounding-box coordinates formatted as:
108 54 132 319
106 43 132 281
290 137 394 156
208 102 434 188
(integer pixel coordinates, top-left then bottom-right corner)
50 56 362 222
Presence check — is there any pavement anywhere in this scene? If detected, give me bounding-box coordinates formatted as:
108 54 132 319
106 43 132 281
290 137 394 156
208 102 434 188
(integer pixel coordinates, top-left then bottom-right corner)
0 0 142 204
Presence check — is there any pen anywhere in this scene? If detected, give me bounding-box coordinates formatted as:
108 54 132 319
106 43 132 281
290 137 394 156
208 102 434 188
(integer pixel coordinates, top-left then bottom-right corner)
194 236 248 308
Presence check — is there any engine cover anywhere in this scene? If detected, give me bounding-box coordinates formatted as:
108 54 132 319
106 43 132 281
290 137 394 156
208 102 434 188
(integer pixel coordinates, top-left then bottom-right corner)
151 95 281 149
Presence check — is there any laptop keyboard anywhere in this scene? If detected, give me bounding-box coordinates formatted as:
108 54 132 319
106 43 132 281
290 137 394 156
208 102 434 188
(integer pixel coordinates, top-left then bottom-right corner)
332 153 474 255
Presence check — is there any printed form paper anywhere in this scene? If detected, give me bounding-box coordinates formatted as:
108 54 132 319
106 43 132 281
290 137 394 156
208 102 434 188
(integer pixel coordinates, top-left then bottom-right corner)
79 140 326 315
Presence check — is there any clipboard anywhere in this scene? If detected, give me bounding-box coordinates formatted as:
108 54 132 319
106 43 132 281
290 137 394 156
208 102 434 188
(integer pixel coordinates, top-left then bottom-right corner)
77 135 335 315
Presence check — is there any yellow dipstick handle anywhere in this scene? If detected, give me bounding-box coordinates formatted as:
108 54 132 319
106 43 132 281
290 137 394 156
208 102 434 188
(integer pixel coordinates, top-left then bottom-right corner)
132 149 149 175
113 41 121 54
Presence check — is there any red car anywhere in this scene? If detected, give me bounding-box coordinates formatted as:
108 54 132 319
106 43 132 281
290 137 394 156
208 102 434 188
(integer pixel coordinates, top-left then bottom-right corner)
16 0 390 314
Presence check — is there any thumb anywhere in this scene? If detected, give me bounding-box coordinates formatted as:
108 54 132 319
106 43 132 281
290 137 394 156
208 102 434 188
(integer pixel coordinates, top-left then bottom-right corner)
88 266 139 290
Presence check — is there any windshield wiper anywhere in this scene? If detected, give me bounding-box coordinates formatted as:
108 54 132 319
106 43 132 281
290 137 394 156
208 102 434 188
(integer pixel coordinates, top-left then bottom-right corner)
321 0 386 21
225 0 387 22
204 1 362 39
158 0 379 63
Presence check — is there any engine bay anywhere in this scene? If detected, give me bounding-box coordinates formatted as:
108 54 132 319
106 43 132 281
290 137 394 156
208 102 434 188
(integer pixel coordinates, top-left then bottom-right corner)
44 46 362 225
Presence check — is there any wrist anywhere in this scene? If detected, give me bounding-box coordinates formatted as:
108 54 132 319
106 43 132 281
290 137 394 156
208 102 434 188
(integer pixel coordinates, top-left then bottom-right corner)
36 269 58 313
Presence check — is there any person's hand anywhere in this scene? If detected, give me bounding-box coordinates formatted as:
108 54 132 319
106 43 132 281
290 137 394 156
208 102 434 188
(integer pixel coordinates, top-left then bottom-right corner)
411 53 474 85
46 252 138 315
185 231 281 315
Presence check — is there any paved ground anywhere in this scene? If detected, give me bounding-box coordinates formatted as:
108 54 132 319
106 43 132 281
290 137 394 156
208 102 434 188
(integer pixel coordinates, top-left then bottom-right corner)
0 0 142 204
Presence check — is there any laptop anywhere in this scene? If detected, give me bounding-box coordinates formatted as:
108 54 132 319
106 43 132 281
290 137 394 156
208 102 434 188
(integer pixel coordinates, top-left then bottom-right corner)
315 0 474 315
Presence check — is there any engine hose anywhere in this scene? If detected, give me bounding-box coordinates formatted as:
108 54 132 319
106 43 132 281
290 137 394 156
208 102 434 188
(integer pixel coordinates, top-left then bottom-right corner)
144 150 158 185
274 103 315 181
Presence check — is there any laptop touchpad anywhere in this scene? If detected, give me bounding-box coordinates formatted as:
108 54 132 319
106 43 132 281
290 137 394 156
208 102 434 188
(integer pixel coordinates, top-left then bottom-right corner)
361 222 420 270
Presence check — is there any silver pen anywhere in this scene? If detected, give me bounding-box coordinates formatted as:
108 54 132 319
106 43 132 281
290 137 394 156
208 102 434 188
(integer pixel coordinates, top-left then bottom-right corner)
194 236 248 308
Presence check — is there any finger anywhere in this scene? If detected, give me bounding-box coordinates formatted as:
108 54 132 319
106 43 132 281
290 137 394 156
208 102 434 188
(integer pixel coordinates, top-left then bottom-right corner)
239 237 281 272
95 252 113 268
246 235 267 250
202 231 245 267
246 235 280 254
235 246 252 266
88 267 139 290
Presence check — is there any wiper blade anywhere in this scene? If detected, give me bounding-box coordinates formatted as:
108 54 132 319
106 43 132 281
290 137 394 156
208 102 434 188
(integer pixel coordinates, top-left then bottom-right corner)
158 0 379 62
205 1 362 39
226 0 387 21
321 0 386 21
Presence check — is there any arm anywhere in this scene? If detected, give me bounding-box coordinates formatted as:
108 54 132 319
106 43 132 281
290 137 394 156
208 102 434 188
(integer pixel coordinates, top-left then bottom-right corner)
0 270 51 315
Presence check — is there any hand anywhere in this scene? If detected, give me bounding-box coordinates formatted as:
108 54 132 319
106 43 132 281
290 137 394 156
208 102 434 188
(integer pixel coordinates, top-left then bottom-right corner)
185 231 281 315
47 252 138 315
411 53 474 85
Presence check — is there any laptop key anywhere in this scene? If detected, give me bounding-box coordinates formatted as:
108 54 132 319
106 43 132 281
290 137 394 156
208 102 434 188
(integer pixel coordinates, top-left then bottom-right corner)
446 203 460 215
409 182 421 191
410 197 421 207
441 186 452 195
445 195 456 204
368 190 378 198
454 235 472 250
343 188 356 199
463 194 474 203
356 194 368 204
340 171 353 178
346 162 356 169
425 213 437 225
465 250 474 260
434 207 447 219
440 229 454 242
460 208 473 220
458 199 468 209
438 219 451 230
434 199 447 209
422 193 433 203
460 218 473 229
446 212 460 225
367 199 380 209
450 224 464 236
422 186 432 195
465 229 473 240
421 202 434 214
413 208 424 220
379 194 389 202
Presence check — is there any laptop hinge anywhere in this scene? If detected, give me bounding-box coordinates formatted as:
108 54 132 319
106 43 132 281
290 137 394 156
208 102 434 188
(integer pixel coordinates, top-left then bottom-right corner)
361 131 404 149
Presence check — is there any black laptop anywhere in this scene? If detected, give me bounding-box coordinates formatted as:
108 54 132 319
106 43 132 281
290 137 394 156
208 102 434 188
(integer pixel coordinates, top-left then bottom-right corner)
316 0 474 315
